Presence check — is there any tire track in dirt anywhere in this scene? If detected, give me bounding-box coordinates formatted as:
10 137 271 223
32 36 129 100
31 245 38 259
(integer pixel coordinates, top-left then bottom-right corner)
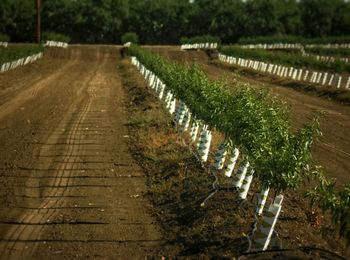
0 46 162 259
0 48 101 259
0 51 80 122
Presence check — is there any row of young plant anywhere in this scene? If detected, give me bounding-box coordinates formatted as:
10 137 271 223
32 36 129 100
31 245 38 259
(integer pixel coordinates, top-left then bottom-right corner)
302 51 349 64
0 45 44 73
219 53 350 90
305 47 350 57
180 35 220 50
128 45 323 251
44 41 68 48
130 46 350 250
238 35 350 46
239 44 350 64
42 32 70 49
42 32 71 44
220 46 350 74
181 42 218 50
219 47 350 90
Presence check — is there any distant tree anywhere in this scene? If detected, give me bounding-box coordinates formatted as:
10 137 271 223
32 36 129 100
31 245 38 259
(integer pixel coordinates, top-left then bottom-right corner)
243 0 282 37
274 0 302 35
188 0 245 43
300 0 344 37
0 0 36 42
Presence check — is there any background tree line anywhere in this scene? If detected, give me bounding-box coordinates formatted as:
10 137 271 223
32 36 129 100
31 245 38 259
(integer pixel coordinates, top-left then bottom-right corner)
0 0 349 44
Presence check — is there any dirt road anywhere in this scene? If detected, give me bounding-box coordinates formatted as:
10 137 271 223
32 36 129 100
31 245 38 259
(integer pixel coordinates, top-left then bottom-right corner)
150 46 350 184
0 46 161 259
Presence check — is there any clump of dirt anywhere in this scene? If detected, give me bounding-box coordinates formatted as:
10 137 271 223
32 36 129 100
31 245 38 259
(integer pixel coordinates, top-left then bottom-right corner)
119 58 349 259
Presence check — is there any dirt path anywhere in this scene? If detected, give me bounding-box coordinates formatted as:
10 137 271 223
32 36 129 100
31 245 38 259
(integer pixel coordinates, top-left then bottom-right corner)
150 46 350 184
0 46 161 258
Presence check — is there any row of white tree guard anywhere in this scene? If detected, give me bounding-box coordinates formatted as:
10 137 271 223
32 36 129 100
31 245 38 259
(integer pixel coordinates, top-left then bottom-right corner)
240 43 350 49
45 41 68 48
218 53 350 90
131 55 284 252
0 52 43 73
0 42 8 48
181 42 218 50
241 43 303 50
240 43 350 64
302 51 349 64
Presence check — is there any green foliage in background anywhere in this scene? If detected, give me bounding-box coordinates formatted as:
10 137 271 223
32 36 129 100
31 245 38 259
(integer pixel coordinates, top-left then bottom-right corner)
1 0 350 44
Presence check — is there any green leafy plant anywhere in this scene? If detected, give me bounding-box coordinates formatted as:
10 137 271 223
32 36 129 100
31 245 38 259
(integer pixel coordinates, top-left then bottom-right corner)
130 45 350 246
42 32 70 43
0 45 44 65
306 181 350 245
129 45 318 194
121 32 139 44
0 33 10 42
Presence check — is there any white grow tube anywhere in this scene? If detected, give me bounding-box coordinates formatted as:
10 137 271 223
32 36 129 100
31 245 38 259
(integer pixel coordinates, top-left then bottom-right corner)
224 148 239 177
213 142 227 170
232 161 249 188
252 195 284 251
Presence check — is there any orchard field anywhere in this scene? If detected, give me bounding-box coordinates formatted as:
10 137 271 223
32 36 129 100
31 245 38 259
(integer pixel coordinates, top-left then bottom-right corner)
0 43 348 259
1 0 350 258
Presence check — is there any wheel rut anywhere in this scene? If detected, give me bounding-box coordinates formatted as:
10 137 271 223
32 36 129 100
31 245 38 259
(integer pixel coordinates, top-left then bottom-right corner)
0 46 162 259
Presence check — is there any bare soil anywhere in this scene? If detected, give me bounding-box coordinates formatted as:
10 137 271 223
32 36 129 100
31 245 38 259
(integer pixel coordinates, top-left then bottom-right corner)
0 46 162 259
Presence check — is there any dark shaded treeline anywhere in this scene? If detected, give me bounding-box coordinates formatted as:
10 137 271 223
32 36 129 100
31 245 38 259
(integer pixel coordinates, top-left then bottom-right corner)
0 0 350 44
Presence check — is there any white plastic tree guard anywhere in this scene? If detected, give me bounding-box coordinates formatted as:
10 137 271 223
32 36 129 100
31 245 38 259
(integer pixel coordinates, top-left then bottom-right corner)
197 125 207 149
45 41 68 48
190 121 200 143
346 77 350 90
232 161 250 188
252 195 284 251
256 187 270 216
218 52 349 90
238 169 254 200
177 104 188 126
213 142 228 170
180 110 191 132
1 52 43 74
175 100 184 123
197 128 212 162
169 98 177 114
164 91 172 107
224 148 240 177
